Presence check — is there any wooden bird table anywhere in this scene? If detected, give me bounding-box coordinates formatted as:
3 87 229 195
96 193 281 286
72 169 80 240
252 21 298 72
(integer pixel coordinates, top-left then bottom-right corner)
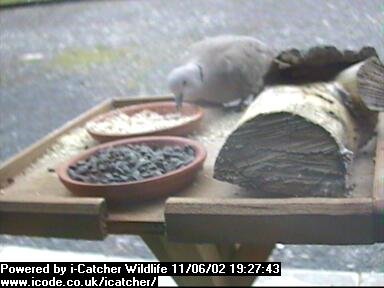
1 96 383 287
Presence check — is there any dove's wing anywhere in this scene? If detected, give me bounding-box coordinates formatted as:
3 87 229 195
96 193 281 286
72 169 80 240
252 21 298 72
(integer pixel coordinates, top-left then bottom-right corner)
217 39 275 99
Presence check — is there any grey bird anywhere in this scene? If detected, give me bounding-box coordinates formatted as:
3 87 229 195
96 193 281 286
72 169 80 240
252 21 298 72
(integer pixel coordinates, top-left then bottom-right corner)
167 35 276 109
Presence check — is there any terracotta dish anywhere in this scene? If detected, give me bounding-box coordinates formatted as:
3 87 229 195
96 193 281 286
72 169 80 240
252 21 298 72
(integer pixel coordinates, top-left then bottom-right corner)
57 136 207 202
86 101 204 142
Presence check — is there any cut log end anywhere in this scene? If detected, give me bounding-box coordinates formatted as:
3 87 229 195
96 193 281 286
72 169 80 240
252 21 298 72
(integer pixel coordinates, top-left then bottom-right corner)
214 112 348 197
357 57 384 111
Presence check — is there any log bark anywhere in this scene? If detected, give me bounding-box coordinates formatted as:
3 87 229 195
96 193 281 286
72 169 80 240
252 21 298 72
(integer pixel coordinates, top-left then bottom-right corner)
264 46 378 85
214 83 360 197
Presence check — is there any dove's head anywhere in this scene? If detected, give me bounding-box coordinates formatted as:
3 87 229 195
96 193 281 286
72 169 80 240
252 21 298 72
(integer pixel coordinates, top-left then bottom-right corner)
167 62 203 109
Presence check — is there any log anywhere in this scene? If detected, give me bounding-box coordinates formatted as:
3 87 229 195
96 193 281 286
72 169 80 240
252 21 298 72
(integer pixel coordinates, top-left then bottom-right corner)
336 57 384 111
214 46 384 197
334 57 384 146
214 83 360 197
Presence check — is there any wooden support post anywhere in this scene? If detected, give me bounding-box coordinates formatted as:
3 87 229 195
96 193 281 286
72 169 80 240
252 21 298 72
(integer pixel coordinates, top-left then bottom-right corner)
141 235 274 287
228 244 275 287
141 235 231 287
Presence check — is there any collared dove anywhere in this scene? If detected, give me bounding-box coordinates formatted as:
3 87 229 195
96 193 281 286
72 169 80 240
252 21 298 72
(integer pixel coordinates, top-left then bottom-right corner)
167 35 276 109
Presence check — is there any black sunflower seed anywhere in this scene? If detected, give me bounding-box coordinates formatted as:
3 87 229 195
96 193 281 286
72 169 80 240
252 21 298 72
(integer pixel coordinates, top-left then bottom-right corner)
67 144 196 184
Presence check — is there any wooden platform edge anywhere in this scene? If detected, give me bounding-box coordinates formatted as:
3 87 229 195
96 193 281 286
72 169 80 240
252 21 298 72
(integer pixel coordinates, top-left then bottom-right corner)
165 197 381 244
112 95 173 108
373 113 384 242
0 197 107 240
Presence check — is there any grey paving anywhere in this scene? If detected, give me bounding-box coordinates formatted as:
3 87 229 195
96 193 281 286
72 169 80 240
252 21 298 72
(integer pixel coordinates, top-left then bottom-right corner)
1 245 383 286
359 272 384 286
0 0 383 272
254 268 360 286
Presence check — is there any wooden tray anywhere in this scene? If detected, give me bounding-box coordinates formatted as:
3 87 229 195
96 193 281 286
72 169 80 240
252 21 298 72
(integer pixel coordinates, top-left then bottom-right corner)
0 96 383 244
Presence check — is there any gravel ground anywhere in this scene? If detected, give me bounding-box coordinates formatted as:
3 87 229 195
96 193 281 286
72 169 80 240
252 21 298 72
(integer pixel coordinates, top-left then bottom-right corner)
0 0 383 272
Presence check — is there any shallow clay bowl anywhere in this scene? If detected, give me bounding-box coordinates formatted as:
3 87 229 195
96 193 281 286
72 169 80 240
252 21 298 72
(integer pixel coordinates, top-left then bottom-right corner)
86 101 204 143
57 136 207 202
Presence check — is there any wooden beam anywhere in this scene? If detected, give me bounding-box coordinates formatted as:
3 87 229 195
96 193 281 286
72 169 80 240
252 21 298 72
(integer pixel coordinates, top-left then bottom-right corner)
373 113 384 242
227 244 275 287
165 197 381 244
0 196 107 240
141 235 232 287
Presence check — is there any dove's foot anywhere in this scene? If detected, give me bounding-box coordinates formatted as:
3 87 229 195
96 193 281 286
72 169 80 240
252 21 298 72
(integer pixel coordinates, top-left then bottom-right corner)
222 96 253 112
222 100 243 112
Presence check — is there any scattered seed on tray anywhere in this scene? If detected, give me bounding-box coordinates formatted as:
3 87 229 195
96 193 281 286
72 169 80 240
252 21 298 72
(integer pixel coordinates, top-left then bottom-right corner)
68 144 196 184
86 109 195 134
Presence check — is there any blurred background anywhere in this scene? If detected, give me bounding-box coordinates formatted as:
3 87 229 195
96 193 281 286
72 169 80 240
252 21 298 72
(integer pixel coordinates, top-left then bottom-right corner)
0 0 383 274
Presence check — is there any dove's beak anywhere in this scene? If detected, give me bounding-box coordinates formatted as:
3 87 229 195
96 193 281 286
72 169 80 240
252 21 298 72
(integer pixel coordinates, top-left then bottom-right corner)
175 93 184 110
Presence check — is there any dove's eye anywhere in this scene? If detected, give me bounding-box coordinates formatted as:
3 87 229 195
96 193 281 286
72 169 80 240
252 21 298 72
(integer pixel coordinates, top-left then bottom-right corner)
182 80 187 86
